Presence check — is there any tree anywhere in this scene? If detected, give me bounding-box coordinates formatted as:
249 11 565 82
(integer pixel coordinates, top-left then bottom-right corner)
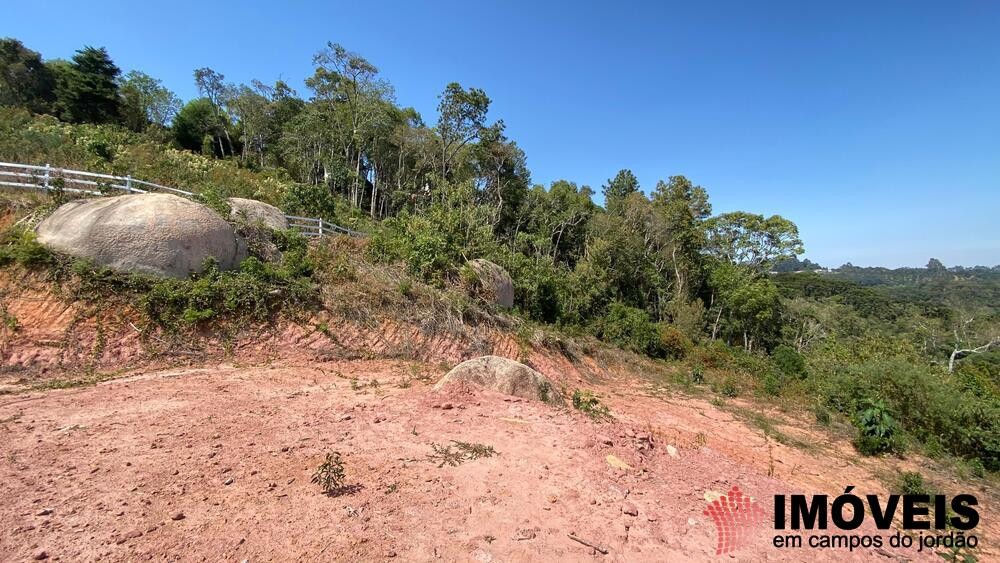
194 67 234 156
602 169 639 216
120 70 180 131
927 258 946 272
651 175 712 300
173 98 223 153
708 261 781 351
0 38 55 113
471 122 530 236
51 46 121 123
306 43 395 210
946 313 999 373
436 82 491 179
705 212 803 272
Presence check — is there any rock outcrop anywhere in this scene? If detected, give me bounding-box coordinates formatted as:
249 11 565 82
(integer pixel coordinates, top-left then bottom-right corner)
228 197 289 230
465 259 514 308
36 193 247 278
433 355 565 406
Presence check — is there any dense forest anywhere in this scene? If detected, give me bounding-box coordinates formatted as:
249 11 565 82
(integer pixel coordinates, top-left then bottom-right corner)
1 38 997 473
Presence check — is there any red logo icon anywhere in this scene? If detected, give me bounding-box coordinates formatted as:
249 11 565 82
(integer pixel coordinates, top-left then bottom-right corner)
704 485 768 555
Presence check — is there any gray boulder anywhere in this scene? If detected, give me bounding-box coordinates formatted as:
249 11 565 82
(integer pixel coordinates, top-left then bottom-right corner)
465 259 514 308
433 355 564 406
36 193 247 278
228 197 289 230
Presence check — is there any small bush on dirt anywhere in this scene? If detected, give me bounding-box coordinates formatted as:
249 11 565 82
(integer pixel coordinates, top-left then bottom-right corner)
966 458 986 479
427 441 498 467
0 228 54 268
895 470 928 495
853 398 904 456
139 254 314 327
311 451 346 495
572 389 612 421
719 376 739 398
690 363 705 384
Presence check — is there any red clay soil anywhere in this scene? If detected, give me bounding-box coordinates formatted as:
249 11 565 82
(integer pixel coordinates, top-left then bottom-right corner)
1 359 991 562
0 273 994 561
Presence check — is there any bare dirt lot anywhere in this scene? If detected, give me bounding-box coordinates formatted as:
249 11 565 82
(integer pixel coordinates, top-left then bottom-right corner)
2 358 989 562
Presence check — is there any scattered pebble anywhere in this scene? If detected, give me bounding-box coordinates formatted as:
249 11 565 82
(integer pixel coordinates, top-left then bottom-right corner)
170 512 185 521
622 502 639 516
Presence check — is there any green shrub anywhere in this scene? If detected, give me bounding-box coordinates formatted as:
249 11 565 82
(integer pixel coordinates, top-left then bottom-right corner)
895 471 928 495
311 451 346 495
282 182 339 222
853 398 904 456
690 363 705 384
771 344 807 379
967 458 986 479
0 228 54 268
763 371 782 396
601 302 660 356
819 360 998 469
658 324 692 360
720 376 739 398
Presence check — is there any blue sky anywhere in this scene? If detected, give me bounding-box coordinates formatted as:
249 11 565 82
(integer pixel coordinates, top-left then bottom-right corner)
4 1 999 267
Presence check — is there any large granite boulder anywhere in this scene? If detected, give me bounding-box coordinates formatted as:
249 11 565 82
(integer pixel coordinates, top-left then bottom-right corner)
228 197 289 230
465 259 514 308
36 193 247 278
433 355 565 406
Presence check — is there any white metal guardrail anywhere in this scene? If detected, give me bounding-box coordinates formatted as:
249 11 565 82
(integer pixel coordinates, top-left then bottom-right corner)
0 161 364 238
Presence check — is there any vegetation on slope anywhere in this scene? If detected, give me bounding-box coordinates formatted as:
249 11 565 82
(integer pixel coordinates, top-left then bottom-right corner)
0 36 997 475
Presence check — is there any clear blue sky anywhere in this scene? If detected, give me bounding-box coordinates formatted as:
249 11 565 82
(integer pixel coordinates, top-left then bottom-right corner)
4 1 999 267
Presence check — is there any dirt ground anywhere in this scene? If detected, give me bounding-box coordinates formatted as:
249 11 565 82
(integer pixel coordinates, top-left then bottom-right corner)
1 358 991 562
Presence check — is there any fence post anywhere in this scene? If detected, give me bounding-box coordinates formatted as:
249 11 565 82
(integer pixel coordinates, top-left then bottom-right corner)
43 163 50 191
126 175 132 194
317 218 324 237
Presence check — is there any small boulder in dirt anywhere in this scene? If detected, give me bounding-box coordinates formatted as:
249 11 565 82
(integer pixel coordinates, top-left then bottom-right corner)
36 193 247 278
433 356 564 406
228 197 289 230
463 259 514 308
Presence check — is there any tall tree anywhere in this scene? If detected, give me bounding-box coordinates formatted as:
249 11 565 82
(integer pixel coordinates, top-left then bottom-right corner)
308 42 394 209
704 212 803 272
436 82 491 179
651 175 712 300
173 98 226 154
51 46 121 123
602 169 639 216
471 121 530 236
0 38 55 113
194 67 234 156
120 70 180 131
